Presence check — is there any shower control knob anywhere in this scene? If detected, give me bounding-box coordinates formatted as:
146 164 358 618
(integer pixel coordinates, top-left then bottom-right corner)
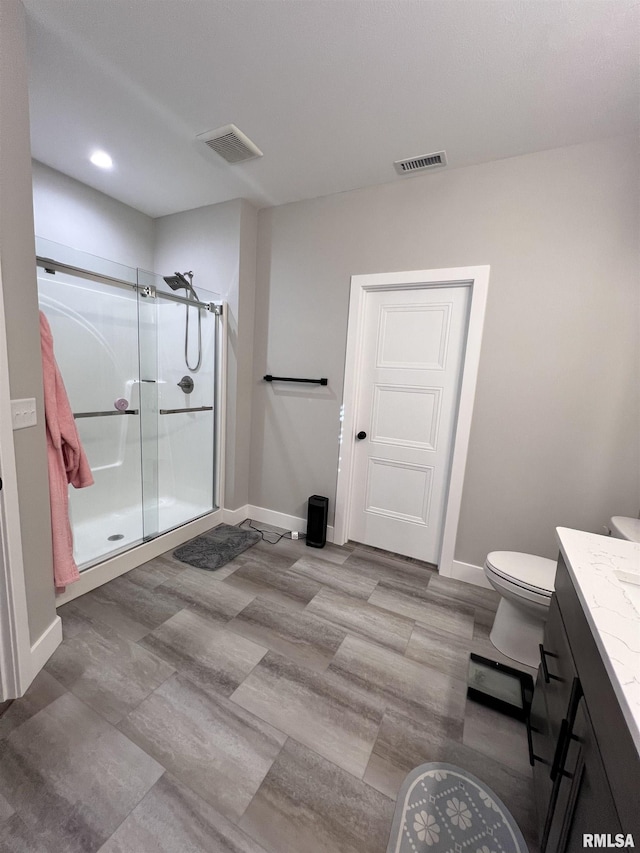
178 376 194 394
356 431 367 440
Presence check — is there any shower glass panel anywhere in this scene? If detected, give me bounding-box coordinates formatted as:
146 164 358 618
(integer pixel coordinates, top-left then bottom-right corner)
139 270 218 537
37 245 144 566
36 238 219 570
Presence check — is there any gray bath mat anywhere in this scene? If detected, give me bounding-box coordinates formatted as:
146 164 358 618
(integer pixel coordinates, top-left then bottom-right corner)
173 524 261 571
387 762 527 853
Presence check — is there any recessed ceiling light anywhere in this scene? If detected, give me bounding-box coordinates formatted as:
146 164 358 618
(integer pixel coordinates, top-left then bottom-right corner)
90 150 113 169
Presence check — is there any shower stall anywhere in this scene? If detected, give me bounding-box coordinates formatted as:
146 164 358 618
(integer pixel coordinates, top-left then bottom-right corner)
36 238 223 571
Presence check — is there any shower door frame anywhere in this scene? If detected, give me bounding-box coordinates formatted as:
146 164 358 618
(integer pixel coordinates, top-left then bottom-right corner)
34 256 228 606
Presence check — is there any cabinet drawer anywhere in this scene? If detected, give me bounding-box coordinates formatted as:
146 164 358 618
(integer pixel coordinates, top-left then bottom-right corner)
548 697 622 852
531 593 581 848
529 667 554 831
540 595 577 733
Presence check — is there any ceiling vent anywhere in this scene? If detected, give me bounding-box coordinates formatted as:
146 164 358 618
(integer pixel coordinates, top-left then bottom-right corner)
197 124 263 164
394 151 447 176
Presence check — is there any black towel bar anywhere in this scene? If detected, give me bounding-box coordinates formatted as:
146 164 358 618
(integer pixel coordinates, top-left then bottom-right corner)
263 375 328 386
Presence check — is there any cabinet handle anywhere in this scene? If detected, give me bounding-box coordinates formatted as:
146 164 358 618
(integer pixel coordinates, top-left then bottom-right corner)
525 712 546 767
550 717 569 781
539 643 557 683
549 677 582 782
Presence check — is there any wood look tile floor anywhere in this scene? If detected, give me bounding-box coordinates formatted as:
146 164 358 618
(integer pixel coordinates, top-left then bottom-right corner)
0 526 539 853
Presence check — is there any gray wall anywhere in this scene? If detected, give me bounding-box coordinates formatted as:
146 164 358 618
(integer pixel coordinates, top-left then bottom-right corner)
0 0 56 643
32 161 154 269
153 199 258 510
250 135 640 565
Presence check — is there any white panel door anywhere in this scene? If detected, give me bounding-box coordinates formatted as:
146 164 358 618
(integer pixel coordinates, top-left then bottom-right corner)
348 285 470 563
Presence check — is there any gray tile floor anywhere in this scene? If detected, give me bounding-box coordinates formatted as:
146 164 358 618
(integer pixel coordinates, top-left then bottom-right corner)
0 528 539 853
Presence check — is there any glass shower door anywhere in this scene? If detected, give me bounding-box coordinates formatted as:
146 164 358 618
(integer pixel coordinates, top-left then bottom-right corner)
37 259 144 567
138 271 218 539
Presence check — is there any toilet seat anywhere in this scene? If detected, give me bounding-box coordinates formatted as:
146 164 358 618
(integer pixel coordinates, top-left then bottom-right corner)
485 551 556 597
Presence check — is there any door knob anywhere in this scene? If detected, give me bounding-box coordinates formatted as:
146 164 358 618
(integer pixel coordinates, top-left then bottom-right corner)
356 431 367 440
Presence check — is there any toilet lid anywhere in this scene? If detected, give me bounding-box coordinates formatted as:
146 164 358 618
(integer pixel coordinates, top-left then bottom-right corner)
485 551 556 595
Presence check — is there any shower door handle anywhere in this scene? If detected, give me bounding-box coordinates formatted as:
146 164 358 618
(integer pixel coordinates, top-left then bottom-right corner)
158 406 213 415
74 409 139 418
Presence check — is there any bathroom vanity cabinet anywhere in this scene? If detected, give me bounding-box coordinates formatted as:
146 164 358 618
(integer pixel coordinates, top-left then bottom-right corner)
529 530 640 851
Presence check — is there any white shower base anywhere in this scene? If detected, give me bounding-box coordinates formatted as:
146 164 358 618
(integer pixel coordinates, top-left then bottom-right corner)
74 497 215 570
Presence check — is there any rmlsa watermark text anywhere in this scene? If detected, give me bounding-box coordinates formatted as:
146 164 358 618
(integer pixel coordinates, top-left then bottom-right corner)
583 835 634 848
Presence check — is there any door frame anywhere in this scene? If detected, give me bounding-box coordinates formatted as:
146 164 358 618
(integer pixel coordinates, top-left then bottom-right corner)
0 270 34 700
334 265 490 577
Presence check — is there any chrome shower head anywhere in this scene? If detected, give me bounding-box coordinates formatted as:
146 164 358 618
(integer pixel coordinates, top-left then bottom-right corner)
163 270 200 301
163 272 191 291
163 271 200 301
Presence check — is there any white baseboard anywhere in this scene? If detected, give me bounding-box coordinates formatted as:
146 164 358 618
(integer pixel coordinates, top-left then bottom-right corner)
249 505 306 534
222 505 250 526
247 504 335 544
449 559 491 589
30 615 62 675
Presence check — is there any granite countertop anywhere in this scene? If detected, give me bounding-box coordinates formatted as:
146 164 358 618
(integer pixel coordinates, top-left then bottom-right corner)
556 527 640 753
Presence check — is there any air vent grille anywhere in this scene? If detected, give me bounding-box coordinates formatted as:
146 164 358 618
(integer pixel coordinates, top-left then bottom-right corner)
197 124 263 164
394 151 447 175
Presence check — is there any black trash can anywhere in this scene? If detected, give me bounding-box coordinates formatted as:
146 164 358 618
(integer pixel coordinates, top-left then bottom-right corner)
306 495 328 548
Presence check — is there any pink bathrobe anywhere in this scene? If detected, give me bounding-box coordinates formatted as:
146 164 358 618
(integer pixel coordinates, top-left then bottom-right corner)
39 312 94 591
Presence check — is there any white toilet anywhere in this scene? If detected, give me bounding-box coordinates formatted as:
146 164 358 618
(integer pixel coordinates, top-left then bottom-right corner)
483 551 557 668
484 517 640 668
610 516 640 543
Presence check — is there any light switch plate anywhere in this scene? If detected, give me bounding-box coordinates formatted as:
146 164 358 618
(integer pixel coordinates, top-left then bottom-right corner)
11 398 37 429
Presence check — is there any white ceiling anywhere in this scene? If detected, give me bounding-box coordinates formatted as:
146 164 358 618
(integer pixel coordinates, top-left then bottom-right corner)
23 0 640 218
